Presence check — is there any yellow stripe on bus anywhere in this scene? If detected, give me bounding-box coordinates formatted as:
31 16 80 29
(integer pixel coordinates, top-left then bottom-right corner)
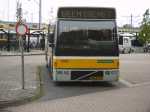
53 59 119 69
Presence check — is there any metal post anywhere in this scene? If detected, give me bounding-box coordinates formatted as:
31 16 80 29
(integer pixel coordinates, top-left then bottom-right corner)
7 0 10 21
19 37 25 89
7 0 10 51
39 0 42 29
7 31 10 51
27 29 30 52
131 14 133 33
16 1 25 90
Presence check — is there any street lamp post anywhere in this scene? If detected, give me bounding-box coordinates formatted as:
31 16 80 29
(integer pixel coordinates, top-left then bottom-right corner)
39 0 41 29
28 0 42 29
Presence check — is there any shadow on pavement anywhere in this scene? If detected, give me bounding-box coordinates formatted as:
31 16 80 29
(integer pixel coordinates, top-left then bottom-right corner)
54 81 114 87
0 109 11 112
38 66 124 102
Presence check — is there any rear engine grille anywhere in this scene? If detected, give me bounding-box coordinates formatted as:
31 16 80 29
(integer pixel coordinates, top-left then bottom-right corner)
71 71 103 80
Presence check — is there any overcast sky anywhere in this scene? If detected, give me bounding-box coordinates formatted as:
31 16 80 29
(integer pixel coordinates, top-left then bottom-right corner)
0 0 149 27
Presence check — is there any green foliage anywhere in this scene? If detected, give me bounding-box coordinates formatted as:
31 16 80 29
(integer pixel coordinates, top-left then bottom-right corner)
123 24 132 29
139 9 150 44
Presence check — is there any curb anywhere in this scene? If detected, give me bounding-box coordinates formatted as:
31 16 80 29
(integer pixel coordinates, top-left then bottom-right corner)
0 53 45 57
0 66 43 109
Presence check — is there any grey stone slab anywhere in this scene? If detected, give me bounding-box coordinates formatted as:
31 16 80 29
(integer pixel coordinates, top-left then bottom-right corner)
0 55 44 107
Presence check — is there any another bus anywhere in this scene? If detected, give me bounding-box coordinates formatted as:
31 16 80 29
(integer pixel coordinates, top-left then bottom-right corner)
46 7 119 82
118 33 135 53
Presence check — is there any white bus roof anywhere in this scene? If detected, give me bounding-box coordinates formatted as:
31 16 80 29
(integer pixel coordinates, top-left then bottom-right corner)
119 33 135 37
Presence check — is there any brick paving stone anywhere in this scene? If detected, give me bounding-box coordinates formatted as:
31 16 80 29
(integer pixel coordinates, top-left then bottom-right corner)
0 55 44 108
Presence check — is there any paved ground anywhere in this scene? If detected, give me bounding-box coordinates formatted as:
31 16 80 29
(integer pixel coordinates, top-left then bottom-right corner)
0 55 45 108
38 53 150 103
0 50 45 56
1 53 150 112
6 83 150 112
38 67 126 102
120 53 150 84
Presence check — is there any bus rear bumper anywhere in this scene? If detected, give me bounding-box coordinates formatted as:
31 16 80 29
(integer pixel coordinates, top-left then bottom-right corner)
52 69 119 82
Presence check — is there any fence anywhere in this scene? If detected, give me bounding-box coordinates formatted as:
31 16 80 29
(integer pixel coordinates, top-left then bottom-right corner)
0 29 46 53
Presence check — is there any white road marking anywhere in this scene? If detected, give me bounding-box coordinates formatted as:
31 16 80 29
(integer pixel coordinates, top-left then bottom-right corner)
119 79 150 88
119 79 133 87
133 82 150 87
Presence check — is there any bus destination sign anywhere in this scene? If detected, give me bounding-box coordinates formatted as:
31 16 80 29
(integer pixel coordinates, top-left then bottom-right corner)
58 7 116 19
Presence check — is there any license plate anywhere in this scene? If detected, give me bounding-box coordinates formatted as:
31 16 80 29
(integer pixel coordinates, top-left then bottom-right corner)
88 75 103 80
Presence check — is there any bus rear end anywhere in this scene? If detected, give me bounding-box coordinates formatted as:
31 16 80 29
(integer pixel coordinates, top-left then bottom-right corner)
49 7 119 82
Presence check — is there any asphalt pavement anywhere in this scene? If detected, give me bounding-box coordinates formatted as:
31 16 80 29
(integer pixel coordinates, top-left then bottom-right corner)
7 78 150 112
1 53 150 112
38 67 126 102
120 53 150 84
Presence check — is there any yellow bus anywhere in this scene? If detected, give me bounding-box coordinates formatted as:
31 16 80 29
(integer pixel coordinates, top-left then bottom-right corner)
46 7 119 82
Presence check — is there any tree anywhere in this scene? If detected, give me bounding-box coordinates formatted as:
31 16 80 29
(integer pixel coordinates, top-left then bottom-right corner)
123 24 132 29
139 9 150 45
